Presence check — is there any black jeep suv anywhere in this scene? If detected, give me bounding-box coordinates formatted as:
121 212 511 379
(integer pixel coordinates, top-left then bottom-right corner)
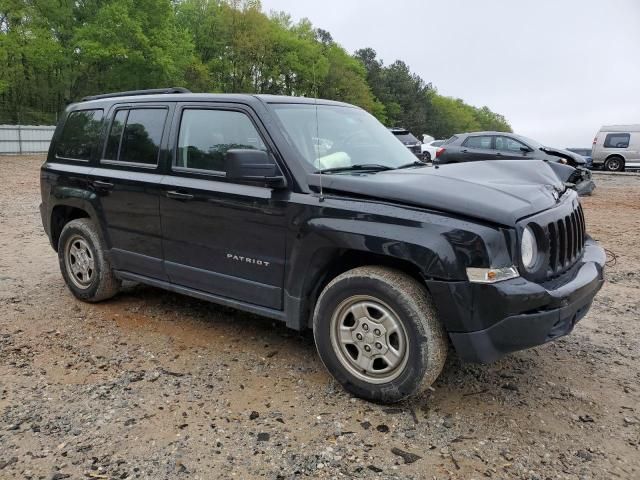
40 88 606 403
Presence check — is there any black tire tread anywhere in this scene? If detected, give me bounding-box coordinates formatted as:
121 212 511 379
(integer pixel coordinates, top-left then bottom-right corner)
58 218 120 302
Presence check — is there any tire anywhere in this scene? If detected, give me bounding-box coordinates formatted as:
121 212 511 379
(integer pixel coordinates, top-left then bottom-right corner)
424 152 432 162
604 156 624 172
58 218 121 302
313 266 447 403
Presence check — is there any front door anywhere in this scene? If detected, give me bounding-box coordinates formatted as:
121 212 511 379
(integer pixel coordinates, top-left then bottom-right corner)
88 104 172 280
159 105 287 310
494 135 532 160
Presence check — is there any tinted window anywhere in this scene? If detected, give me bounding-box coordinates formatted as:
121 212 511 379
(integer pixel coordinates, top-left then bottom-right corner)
104 110 127 160
56 109 103 160
176 109 267 172
392 132 419 144
604 133 630 148
495 136 528 152
103 108 167 165
443 136 458 145
431 140 445 147
463 136 492 149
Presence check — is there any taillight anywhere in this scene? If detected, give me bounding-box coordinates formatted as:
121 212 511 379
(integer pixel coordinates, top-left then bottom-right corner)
436 147 445 158
592 137 597 145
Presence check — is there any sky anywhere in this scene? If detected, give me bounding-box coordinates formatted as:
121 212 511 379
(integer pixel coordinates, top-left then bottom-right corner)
260 0 640 147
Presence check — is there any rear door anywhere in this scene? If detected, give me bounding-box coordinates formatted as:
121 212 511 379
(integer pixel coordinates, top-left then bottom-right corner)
459 135 495 161
159 103 288 310
87 103 173 280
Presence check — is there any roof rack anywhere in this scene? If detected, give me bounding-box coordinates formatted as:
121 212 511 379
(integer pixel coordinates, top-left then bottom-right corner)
81 87 191 102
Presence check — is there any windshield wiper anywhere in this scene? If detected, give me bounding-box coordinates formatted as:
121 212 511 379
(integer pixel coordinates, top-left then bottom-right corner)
396 160 428 169
318 163 395 174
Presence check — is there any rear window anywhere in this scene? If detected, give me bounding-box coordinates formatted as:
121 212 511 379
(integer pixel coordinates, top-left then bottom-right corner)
443 136 458 145
56 109 104 160
392 131 419 144
103 108 168 165
604 133 630 148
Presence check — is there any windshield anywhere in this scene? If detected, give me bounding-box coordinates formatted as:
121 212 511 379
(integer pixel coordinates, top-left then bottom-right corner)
271 104 418 171
515 134 545 150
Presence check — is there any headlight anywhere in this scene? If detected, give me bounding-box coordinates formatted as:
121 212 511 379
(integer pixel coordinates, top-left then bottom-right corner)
521 226 538 270
558 158 567 164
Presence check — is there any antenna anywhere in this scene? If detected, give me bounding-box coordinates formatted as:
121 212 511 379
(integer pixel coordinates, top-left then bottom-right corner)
313 62 324 202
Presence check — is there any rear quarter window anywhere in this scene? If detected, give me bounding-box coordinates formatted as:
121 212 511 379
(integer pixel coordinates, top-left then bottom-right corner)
55 109 104 161
604 133 630 148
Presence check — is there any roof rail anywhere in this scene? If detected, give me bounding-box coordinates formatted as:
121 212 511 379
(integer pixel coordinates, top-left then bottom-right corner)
81 87 191 102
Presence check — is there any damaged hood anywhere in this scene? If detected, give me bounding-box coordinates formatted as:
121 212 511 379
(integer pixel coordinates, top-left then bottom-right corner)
540 147 586 166
308 160 569 226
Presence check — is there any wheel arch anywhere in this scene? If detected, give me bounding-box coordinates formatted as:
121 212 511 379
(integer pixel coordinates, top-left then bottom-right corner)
287 247 430 331
49 199 100 251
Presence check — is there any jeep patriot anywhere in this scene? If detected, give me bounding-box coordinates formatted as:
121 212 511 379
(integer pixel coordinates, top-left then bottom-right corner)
40 88 606 402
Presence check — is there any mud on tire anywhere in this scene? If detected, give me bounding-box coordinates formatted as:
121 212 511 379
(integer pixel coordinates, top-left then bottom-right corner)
313 266 448 403
58 218 121 302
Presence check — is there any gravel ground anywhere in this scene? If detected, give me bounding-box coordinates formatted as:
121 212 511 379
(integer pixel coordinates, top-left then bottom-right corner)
1 155 639 480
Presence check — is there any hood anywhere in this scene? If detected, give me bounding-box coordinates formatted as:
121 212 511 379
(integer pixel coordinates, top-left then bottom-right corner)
308 160 569 226
541 147 586 166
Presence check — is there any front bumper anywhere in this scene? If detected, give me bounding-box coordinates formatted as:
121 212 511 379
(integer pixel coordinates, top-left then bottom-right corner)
427 239 605 363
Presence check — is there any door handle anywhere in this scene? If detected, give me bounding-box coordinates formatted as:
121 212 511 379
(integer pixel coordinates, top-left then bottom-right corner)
495 152 503 157
461 149 468 153
166 190 194 201
92 180 114 190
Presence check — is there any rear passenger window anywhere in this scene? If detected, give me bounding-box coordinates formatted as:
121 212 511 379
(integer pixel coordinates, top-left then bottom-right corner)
463 136 492 149
103 108 168 165
604 133 630 148
175 109 267 172
56 109 103 161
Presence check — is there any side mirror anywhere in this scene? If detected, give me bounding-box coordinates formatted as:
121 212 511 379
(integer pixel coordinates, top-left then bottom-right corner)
520 146 533 153
226 149 286 188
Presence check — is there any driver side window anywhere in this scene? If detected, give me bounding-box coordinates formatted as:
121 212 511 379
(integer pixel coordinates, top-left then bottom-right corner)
175 109 267 172
495 136 527 152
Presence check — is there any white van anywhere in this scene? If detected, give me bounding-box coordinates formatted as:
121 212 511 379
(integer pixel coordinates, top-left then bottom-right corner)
592 125 640 171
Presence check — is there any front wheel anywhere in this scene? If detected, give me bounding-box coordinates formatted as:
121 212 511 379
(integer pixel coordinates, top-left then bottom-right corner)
313 266 447 403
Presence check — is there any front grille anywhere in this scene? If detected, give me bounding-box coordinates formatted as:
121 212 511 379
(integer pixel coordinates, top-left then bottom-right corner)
547 203 586 276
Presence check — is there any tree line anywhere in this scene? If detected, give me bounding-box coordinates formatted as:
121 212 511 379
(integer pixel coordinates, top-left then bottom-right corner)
0 0 511 138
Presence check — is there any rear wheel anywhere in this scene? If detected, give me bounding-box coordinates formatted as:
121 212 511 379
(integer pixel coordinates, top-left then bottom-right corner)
604 156 624 172
423 152 432 162
313 266 447 403
58 218 121 302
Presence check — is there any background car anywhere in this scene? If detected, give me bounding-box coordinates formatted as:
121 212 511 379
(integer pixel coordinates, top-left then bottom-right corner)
591 124 640 171
389 127 423 159
437 131 587 167
436 132 594 196
421 139 446 162
567 148 593 169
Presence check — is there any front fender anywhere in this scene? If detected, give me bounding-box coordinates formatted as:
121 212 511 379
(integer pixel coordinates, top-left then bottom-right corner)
282 197 513 329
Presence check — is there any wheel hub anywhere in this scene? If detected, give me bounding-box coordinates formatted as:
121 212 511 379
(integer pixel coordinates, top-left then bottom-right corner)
330 295 409 384
351 318 389 357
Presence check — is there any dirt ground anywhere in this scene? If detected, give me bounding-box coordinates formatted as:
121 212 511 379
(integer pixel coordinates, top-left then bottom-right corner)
0 155 639 480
